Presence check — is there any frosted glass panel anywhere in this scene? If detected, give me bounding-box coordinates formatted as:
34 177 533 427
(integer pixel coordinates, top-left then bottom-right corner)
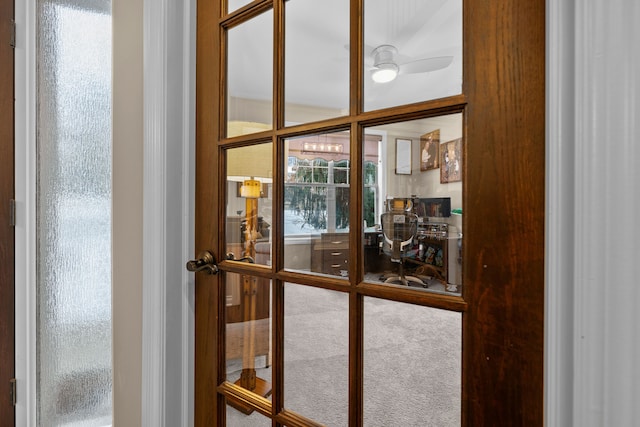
36 1 113 425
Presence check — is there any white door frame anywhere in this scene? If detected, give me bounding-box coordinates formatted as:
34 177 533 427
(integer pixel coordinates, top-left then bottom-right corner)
141 0 196 425
545 1 575 424
546 1 640 425
14 0 37 424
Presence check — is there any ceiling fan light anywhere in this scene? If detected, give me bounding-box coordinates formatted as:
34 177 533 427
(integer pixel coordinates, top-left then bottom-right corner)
371 63 399 83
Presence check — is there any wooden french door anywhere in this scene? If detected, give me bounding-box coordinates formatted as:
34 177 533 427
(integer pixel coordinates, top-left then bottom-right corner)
0 0 15 424
194 0 544 426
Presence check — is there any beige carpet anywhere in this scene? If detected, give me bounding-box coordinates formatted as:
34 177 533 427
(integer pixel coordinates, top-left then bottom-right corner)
227 283 461 426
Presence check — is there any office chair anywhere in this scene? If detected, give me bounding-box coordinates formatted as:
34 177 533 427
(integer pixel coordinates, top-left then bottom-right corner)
379 207 425 287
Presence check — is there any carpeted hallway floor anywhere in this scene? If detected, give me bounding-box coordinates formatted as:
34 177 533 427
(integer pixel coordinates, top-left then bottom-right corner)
227 283 461 426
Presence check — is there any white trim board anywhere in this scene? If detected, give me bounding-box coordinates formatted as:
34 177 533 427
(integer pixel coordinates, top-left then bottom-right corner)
142 0 195 425
570 1 640 425
14 0 37 424
545 0 576 425
545 0 640 426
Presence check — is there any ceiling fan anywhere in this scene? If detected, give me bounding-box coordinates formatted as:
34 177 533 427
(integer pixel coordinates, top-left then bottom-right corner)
368 44 453 83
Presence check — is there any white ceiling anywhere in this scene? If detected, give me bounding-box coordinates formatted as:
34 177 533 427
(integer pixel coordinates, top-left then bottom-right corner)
228 0 462 112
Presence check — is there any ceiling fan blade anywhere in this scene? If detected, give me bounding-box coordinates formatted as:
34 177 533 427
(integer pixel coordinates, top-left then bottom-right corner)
400 56 453 74
389 0 447 49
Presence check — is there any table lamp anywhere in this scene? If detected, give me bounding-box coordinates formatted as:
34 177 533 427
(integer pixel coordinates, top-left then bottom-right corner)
227 145 272 412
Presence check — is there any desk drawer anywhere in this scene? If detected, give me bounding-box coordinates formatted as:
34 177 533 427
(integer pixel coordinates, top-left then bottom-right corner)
323 248 348 271
312 233 351 276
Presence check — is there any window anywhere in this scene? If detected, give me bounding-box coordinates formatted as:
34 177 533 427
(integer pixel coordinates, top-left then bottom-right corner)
36 1 113 424
284 133 381 235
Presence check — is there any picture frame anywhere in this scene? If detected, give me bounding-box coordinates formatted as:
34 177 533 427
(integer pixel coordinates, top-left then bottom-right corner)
440 138 463 183
395 138 412 175
420 129 440 171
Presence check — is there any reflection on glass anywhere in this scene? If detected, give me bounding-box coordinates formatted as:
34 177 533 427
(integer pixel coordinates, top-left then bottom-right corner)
225 272 273 414
227 405 272 427
227 10 273 137
283 132 352 278
285 0 349 124
363 114 463 295
363 0 462 111
282 132 382 278
226 144 273 267
284 284 349 426
227 0 252 15
364 297 461 426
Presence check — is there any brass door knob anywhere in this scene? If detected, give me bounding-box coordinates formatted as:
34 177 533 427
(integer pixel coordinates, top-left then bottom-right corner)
186 251 219 275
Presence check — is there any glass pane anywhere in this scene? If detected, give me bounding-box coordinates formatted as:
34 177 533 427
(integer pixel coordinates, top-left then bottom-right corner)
284 284 349 426
227 10 273 137
225 272 273 408
363 114 463 295
364 297 461 426
228 0 253 15
283 132 351 278
227 404 272 427
226 144 273 266
284 0 349 125
363 0 462 111
36 1 112 425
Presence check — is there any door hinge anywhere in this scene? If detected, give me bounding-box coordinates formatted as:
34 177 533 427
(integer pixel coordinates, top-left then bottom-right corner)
10 379 16 406
10 19 16 48
9 199 16 226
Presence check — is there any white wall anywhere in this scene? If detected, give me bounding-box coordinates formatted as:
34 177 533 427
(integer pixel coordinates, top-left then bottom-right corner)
112 0 144 424
380 115 463 211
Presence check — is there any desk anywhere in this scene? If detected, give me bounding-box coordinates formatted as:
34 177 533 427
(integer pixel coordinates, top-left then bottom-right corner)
364 231 393 273
310 231 392 276
308 230 452 284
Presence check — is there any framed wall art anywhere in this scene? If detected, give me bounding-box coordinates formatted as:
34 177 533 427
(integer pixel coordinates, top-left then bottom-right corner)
420 129 440 171
440 138 462 183
395 138 412 175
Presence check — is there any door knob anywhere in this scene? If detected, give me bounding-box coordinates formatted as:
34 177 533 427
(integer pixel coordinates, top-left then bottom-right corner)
186 251 219 275
226 252 255 264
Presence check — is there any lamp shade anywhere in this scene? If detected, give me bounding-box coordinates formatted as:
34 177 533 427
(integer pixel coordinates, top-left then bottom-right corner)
227 142 273 183
240 179 262 198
